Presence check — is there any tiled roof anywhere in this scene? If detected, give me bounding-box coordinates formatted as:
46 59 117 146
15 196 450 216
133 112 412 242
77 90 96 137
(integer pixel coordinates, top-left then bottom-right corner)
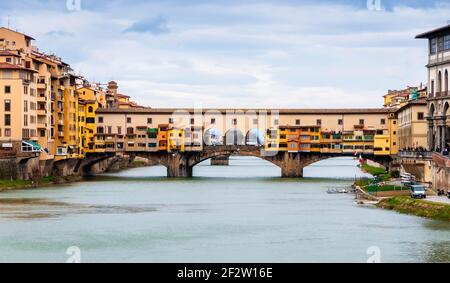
97 108 389 115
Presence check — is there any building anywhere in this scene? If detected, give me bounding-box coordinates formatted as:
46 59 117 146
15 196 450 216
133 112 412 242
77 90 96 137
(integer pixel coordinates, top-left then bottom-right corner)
416 24 450 152
416 24 450 191
383 85 427 109
396 99 428 150
0 27 39 156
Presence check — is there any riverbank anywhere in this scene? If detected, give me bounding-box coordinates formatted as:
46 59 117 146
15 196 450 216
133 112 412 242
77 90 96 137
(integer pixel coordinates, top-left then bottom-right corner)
376 196 450 222
0 160 151 192
0 175 82 192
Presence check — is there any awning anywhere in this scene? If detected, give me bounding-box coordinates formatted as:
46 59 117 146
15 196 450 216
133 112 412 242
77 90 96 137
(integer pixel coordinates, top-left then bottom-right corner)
23 140 41 150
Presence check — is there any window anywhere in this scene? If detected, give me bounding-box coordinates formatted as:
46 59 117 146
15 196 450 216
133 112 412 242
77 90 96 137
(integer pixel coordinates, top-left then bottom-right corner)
24 115 28 127
127 117 132 123
40 129 46 137
24 101 28 113
274 119 279 126
445 35 450 51
97 127 104 134
88 106 93 113
191 118 195 125
5 114 11 126
430 38 437 54
438 36 444 52
359 119 365 125
24 86 28 95
169 118 174 124
418 112 424 120
86 117 95 124
4 86 11 94
338 119 343 126
147 118 152 124
4 100 11 112
117 126 122 135
380 119 386 125
316 119 322 126
6 57 11 63
98 117 104 123
4 128 11 137
431 80 435 97
211 118 216 124
296 119 301 125
232 118 237 125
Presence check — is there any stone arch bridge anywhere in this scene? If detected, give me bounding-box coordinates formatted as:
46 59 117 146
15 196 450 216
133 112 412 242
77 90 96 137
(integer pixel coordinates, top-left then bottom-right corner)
69 146 393 178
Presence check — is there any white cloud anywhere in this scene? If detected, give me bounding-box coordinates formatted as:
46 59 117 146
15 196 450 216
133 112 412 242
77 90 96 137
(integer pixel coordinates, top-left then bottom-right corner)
3 1 449 108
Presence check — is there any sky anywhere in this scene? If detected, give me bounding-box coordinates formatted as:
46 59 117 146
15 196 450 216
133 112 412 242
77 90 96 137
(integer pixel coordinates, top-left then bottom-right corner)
1 0 449 108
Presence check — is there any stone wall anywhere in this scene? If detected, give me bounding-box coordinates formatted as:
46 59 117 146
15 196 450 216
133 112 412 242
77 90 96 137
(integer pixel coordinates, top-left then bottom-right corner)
432 153 450 192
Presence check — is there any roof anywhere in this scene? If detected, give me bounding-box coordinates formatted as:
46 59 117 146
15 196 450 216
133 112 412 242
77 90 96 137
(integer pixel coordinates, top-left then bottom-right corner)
0 27 35 40
96 108 390 115
416 24 450 39
395 99 427 113
116 93 130 98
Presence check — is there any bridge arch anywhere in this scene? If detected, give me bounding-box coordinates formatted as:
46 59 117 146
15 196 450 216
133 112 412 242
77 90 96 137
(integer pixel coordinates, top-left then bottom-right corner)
188 146 282 169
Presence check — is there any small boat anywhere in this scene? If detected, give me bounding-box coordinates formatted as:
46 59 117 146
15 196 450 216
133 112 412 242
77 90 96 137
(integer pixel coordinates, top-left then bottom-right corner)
327 188 349 194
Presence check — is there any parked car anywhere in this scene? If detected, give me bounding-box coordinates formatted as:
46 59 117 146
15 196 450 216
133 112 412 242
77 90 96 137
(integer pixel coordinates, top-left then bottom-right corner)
410 185 427 199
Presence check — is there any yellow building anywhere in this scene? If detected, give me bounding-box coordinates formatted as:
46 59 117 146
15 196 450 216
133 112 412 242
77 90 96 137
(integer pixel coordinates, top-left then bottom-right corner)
264 128 280 151
77 86 103 153
168 128 185 152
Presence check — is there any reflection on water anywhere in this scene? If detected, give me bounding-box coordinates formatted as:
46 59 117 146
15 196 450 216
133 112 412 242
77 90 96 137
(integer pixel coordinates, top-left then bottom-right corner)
0 157 449 263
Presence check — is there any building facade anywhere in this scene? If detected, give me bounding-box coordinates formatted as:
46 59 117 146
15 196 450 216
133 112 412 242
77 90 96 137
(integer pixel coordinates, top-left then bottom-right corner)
396 99 428 150
416 25 450 152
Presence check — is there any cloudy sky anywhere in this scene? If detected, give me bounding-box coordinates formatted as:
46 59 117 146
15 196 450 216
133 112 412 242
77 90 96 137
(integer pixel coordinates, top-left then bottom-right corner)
1 0 449 108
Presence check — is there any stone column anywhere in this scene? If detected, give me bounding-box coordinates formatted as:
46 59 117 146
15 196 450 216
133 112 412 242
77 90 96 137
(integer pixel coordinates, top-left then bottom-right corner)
428 119 434 151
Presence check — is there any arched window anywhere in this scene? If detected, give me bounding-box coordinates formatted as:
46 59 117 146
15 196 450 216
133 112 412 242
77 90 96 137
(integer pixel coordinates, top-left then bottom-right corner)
88 106 93 113
431 80 435 98
437 71 442 96
445 70 449 96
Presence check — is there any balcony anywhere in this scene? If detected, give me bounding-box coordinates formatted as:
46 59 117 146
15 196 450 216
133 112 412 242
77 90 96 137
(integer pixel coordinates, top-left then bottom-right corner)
37 121 47 129
37 108 47 116
37 95 47 102
37 82 47 89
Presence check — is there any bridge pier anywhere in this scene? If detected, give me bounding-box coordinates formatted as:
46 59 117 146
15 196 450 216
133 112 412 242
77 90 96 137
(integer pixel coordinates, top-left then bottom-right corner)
167 153 193 177
280 152 303 178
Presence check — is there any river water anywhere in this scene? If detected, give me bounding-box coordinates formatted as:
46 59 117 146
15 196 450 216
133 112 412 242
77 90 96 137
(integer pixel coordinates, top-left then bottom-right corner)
0 157 449 263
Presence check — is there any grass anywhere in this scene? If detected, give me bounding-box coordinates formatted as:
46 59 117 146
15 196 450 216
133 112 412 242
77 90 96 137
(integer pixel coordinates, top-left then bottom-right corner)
0 179 32 189
0 176 56 190
377 196 450 222
362 164 391 181
367 185 407 193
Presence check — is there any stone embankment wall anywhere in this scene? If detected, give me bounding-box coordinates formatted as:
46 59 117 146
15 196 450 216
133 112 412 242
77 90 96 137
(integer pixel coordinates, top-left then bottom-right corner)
0 155 144 181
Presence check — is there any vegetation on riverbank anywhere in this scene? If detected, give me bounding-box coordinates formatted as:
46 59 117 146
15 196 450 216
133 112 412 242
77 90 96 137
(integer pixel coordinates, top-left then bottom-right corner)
361 163 399 181
376 196 450 222
0 175 60 191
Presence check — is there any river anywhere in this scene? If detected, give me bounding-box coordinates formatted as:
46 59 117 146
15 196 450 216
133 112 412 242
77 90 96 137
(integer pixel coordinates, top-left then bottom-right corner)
0 157 449 263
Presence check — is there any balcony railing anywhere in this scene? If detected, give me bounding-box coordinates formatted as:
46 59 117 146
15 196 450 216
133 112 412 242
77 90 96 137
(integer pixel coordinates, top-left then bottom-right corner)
398 150 432 159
